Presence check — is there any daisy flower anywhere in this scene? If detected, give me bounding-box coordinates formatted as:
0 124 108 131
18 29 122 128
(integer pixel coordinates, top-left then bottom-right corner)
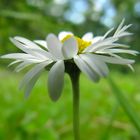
1 19 138 101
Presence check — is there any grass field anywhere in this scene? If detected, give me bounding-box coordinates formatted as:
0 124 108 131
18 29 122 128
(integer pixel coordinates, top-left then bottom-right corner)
0 65 140 140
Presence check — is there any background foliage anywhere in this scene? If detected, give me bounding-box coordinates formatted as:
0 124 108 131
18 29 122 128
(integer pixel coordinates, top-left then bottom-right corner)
0 0 140 55
0 0 140 140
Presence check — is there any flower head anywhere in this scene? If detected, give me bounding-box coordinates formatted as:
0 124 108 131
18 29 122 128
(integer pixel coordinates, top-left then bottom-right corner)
1 19 138 101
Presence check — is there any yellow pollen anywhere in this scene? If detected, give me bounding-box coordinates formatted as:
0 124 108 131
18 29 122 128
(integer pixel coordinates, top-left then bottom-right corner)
61 35 92 53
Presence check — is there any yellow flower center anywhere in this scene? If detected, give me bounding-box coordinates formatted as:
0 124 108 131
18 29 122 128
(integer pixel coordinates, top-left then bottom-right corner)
61 35 92 53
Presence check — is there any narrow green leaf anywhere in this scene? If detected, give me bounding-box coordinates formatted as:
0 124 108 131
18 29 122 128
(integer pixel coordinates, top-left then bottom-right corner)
108 77 140 133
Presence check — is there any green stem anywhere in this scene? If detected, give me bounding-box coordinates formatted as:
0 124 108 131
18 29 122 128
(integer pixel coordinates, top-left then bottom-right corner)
70 71 80 140
108 77 140 133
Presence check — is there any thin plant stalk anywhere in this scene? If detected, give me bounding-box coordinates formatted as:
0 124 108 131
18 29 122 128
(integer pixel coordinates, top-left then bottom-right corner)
108 77 140 133
69 70 80 140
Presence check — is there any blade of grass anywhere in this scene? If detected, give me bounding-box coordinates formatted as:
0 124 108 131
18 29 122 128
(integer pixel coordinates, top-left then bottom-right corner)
108 77 140 133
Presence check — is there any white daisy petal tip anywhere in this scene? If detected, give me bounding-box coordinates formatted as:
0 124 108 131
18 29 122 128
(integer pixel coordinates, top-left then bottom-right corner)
136 51 140 54
46 33 60 45
48 61 64 102
46 33 63 59
9 37 15 42
0 55 5 59
46 33 56 39
14 36 21 40
58 31 73 40
82 32 93 41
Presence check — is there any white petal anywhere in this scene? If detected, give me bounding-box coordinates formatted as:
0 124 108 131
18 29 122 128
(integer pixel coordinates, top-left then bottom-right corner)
128 64 134 72
58 31 73 40
92 54 135 65
1 53 35 59
15 61 32 72
91 36 103 44
24 69 42 98
8 60 21 67
101 49 139 56
113 19 132 38
103 27 114 39
117 25 132 36
19 61 52 90
10 38 44 58
94 43 130 53
114 19 125 36
46 34 63 59
74 55 100 82
62 37 78 59
89 55 109 77
80 54 109 77
34 40 48 49
1 53 45 63
14 36 43 50
26 49 54 60
48 60 64 101
116 32 132 38
82 32 93 41
24 58 49 63
15 38 52 59
84 36 118 53
11 37 49 59
10 38 34 54
120 24 132 32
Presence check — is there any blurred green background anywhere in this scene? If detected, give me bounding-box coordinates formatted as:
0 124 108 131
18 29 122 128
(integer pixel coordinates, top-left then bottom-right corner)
0 0 140 139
